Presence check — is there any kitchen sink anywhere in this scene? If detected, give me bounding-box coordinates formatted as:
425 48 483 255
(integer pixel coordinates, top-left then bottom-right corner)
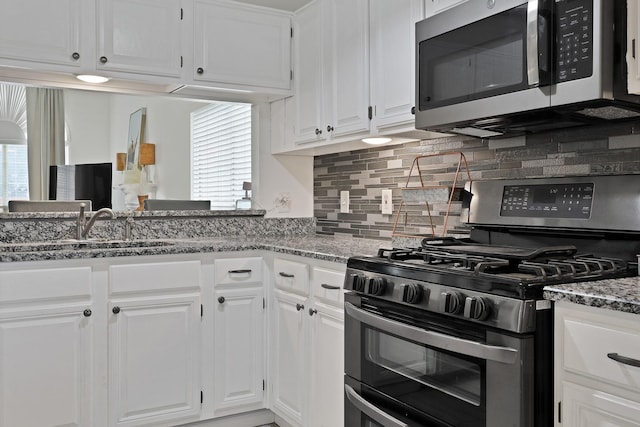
0 239 178 253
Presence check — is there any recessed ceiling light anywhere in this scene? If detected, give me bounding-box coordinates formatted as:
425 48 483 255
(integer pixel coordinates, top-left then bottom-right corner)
76 74 110 84
362 137 392 145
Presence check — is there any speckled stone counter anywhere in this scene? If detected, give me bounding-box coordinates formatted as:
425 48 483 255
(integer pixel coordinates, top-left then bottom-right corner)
544 276 640 315
0 235 390 264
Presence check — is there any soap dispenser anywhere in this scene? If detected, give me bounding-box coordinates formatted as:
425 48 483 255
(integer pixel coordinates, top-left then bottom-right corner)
235 181 252 209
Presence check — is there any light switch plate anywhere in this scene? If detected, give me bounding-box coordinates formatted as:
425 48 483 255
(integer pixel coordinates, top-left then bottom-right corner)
381 189 393 214
340 190 349 213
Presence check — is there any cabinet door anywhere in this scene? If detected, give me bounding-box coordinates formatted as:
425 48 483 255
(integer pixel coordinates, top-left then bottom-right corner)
323 0 370 139
271 290 307 425
213 286 264 417
562 382 640 426
0 0 83 68
193 0 291 90
370 0 424 132
292 1 325 144
0 305 93 427
97 0 182 78
0 266 94 427
309 303 344 427
108 294 200 427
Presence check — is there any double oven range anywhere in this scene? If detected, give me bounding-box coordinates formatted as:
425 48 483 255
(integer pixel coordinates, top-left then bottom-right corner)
343 175 640 427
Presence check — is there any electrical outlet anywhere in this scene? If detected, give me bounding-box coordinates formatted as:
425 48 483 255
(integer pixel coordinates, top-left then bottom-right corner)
381 189 393 214
340 190 350 213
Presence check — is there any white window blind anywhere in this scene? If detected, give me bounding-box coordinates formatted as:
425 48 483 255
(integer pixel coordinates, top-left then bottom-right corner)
191 102 251 210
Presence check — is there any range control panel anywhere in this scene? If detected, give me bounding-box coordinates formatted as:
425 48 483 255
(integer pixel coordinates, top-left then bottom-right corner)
500 183 594 219
555 0 593 82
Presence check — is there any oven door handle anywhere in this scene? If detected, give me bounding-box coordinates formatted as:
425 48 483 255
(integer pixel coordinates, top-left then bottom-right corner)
345 302 518 364
345 384 409 427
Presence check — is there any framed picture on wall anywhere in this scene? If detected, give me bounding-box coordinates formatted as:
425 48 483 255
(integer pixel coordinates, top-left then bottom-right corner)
124 107 146 184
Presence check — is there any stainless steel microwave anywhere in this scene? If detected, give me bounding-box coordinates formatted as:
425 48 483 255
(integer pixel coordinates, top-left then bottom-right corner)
415 0 640 137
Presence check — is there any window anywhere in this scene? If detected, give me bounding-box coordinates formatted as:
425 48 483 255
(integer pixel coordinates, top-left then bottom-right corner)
191 102 251 210
0 83 28 211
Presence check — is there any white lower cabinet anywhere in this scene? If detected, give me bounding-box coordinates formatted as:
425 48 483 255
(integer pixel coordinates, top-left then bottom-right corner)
108 260 202 427
212 256 265 417
308 302 344 427
272 289 308 425
555 301 640 426
270 256 346 427
0 266 94 427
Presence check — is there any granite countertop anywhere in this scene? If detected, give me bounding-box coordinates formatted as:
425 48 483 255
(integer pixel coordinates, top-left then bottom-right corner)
544 276 640 315
0 234 390 264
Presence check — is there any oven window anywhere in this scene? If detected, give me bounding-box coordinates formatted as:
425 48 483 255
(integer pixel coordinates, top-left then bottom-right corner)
366 329 482 406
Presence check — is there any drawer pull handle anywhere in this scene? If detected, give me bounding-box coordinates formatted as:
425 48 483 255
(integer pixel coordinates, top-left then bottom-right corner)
279 272 295 278
607 353 640 368
296 303 304 311
229 269 252 274
321 283 340 290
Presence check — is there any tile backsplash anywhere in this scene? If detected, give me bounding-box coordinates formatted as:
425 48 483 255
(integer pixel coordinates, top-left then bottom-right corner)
314 125 640 240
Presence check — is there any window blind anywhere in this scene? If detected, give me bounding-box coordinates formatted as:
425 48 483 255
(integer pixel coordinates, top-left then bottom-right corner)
191 102 251 210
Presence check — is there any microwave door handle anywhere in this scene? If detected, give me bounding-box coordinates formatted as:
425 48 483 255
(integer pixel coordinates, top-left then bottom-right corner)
527 0 540 86
345 384 409 427
345 302 518 364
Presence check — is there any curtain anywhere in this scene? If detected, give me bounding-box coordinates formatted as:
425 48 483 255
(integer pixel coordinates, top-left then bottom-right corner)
26 87 65 200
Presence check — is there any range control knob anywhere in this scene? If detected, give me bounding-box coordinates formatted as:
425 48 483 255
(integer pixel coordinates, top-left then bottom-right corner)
402 284 423 304
440 291 463 314
348 274 366 293
464 296 491 320
367 277 387 296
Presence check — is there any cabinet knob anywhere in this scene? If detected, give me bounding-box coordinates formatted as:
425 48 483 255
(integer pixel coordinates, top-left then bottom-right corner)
296 303 304 311
326 125 334 132
308 308 317 316
218 296 225 304
72 52 80 60
315 128 322 136
112 306 120 314
83 308 92 317
99 56 108 64
411 106 416 115
197 67 204 74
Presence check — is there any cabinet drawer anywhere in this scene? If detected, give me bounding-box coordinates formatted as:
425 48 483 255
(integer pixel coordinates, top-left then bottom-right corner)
214 257 263 285
273 258 309 294
0 267 92 303
110 261 201 295
563 317 640 392
311 267 345 306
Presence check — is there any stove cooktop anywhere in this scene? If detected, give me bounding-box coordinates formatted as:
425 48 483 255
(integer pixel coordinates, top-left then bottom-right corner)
347 245 637 300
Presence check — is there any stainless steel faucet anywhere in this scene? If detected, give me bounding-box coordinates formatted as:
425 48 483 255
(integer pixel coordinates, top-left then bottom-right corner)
76 203 116 240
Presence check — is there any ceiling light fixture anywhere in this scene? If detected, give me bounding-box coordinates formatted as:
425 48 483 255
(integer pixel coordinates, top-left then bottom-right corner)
362 137 392 145
76 74 110 84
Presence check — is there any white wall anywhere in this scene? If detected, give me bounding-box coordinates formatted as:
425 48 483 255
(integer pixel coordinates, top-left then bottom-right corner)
64 90 111 164
65 89 314 216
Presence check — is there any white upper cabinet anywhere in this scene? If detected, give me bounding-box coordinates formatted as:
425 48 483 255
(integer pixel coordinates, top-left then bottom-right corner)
193 0 292 91
323 0 370 139
292 0 370 145
0 0 88 70
370 0 424 133
96 0 183 78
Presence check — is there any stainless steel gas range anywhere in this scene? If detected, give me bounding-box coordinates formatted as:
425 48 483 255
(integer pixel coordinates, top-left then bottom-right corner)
343 174 640 427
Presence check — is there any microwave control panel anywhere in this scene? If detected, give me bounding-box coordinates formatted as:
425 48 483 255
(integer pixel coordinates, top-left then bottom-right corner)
555 0 593 82
500 183 594 219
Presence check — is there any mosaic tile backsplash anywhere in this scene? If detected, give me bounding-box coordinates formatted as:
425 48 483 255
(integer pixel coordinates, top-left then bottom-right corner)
314 124 640 240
